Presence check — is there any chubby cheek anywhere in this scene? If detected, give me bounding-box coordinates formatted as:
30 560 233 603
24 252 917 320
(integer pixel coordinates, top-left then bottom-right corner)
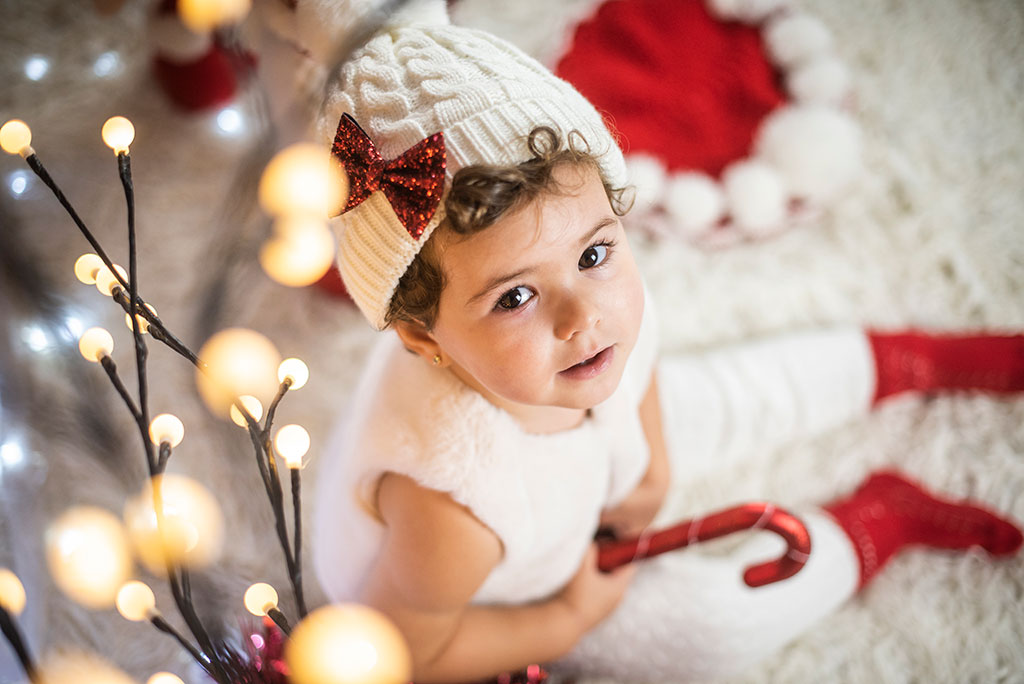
469 324 553 402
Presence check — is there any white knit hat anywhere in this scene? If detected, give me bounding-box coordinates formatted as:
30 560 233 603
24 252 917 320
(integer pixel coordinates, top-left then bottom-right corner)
319 2 628 330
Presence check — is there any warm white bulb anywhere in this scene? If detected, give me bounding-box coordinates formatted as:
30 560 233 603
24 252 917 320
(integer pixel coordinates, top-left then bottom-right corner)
195 328 281 419
243 582 278 616
229 395 263 427
124 303 156 334
45 507 133 609
259 220 336 288
115 580 155 621
147 673 185 684
74 254 104 284
277 358 309 390
275 424 310 468
39 652 136 684
78 327 114 362
101 116 135 153
94 263 127 296
0 568 27 616
178 0 252 32
286 604 412 684
258 144 346 218
0 120 32 156
148 414 184 448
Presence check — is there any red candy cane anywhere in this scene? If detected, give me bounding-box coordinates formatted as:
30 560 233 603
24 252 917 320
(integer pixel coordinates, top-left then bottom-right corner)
597 502 812 587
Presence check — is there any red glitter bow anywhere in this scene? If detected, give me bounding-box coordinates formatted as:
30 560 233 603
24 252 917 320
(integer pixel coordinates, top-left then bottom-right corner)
330 113 446 240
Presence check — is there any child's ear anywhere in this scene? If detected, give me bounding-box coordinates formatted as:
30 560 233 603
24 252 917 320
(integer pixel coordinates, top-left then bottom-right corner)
392 319 442 362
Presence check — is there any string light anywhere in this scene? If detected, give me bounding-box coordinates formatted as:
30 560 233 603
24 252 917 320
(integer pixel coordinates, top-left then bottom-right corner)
148 414 184 448
229 395 264 427
243 582 278 617
94 263 128 296
22 323 51 353
115 580 156 621
196 328 281 418
74 254 104 284
274 424 310 469
215 106 244 136
123 474 225 573
258 143 346 218
45 506 133 609
278 358 309 390
285 604 413 684
7 169 30 197
92 51 122 78
178 0 252 32
0 119 33 156
147 673 185 684
124 303 157 334
101 116 135 154
23 56 49 82
0 568 26 616
78 327 114 362
259 218 336 287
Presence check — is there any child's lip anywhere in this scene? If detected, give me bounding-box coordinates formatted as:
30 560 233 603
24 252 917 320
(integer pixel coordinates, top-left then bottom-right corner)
559 345 614 380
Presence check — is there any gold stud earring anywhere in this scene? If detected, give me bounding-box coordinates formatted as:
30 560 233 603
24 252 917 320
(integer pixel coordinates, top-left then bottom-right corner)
432 354 442 366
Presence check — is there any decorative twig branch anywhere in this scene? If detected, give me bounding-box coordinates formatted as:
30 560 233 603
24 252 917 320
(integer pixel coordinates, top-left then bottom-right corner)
0 605 40 684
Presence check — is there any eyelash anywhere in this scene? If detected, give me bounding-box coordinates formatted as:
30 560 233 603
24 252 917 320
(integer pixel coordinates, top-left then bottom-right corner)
492 239 616 313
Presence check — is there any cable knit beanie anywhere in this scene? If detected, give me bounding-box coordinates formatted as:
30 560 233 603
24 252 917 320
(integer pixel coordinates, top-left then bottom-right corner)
318 0 628 330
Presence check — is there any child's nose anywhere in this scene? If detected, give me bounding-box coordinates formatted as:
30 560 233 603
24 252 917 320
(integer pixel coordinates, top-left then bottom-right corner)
554 293 600 341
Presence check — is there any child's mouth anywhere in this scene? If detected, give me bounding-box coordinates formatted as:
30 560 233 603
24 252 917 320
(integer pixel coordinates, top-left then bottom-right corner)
560 346 614 380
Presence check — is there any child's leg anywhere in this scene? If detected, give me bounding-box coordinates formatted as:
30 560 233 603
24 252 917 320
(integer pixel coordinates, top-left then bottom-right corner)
657 326 875 477
869 331 1024 403
562 474 1022 682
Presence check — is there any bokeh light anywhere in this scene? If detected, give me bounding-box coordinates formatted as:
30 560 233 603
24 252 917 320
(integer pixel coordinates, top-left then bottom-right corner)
39 652 136 684
0 568 27 616
115 580 156 622
148 414 184 448
45 506 133 609
78 327 114 362
178 0 252 32
258 143 347 218
278 357 309 390
275 424 310 468
195 328 281 418
243 582 278 616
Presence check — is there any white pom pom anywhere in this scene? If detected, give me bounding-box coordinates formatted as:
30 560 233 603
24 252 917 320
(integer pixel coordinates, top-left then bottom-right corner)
149 13 213 63
787 57 850 105
735 0 791 23
755 105 861 203
722 160 787 236
625 154 668 212
706 0 745 21
663 172 726 238
764 12 833 67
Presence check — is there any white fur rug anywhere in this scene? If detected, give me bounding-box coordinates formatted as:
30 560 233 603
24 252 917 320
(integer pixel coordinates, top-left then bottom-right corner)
0 1 1022 683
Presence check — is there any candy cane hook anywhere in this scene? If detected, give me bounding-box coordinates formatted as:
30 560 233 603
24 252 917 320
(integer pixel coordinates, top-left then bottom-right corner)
597 502 812 587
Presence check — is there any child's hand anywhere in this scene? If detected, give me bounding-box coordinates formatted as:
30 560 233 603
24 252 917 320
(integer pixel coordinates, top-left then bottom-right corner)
599 474 669 539
557 543 636 632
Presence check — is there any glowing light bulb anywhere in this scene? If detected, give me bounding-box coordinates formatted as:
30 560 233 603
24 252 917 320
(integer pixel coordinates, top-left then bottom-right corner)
124 303 157 334
1 119 32 156
259 218 336 288
149 414 184 448
94 263 128 296
148 673 185 684
78 327 114 362
115 580 156 621
229 395 263 427
23 56 49 82
278 358 309 390
101 116 135 154
258 143 347 217
39 652 136 684
74 254 104 284
123 474 224 574
178 0 252 32
286 604 412 684
243 582 278 616
0 568 27 616
45 506 133 609
275 424 310 468
195 328 281 418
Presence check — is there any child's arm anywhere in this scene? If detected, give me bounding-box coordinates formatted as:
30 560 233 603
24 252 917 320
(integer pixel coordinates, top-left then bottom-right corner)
364 472 636 684
599 370 671 538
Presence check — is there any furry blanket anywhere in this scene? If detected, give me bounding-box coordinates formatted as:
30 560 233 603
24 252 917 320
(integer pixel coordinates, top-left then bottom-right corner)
0 0 1021 682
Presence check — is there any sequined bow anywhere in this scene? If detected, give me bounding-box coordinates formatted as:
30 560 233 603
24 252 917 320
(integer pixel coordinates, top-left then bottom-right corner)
330 113 446 240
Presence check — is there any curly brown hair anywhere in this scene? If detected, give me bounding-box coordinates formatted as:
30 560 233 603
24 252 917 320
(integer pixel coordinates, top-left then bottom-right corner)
384 126 630 329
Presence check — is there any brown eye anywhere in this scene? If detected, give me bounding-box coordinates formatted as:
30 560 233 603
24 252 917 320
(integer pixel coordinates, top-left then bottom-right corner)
579 244 608 270
496 286 533 311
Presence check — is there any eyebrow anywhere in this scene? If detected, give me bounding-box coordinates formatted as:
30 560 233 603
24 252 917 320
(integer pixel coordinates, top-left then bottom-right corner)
466 216 619 306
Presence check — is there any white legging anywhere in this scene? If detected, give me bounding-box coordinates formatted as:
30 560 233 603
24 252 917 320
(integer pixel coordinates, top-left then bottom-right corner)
560 327 875 682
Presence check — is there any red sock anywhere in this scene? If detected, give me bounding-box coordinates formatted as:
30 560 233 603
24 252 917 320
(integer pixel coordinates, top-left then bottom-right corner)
824 471 1022 588
868 331 1024 404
